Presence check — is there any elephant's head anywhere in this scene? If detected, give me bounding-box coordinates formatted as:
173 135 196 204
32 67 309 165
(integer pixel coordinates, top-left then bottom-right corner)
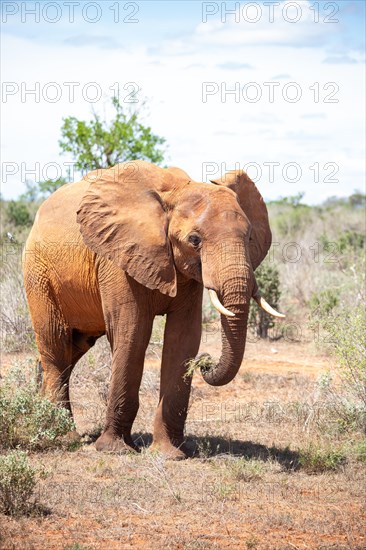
77 160 283 387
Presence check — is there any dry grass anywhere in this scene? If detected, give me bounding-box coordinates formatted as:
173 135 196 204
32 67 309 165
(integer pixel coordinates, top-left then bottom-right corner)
0 246 34 353
1 340 365 549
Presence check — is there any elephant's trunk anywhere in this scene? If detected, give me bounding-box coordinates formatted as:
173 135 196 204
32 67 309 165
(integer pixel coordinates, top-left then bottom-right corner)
200 244 254 386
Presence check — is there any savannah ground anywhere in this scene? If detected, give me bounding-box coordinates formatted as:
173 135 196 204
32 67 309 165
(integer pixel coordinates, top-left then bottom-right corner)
1 329 365 549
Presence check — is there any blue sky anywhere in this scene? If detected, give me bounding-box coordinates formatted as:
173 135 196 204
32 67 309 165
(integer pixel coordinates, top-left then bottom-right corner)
1 0 365 202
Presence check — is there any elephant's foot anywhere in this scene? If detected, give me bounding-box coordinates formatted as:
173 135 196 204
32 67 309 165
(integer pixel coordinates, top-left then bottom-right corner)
150 439 195 461
95 431 139 454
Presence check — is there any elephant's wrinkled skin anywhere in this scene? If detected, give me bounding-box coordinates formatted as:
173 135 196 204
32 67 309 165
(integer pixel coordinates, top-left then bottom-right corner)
23 160 273 459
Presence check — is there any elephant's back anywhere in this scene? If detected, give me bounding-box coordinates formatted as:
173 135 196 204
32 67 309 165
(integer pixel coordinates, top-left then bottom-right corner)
23 179 105 333
30 179 90 242
24 178 94 275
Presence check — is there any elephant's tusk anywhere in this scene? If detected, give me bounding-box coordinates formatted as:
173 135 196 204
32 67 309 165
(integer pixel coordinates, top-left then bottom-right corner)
253 293 286 318
208 289 235 317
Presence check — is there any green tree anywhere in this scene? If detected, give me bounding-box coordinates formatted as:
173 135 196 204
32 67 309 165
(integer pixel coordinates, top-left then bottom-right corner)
59 97 166 171
38 177 68 196
249 263 281 339
268 192 305 207
348 191 366 208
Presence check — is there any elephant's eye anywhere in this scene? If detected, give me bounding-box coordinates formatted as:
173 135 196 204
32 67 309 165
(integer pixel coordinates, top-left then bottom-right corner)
188 233 202 248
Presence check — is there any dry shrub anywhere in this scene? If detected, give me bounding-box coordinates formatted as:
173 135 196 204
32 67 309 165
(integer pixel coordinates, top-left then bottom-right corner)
0 243 34 352
0 450 45 516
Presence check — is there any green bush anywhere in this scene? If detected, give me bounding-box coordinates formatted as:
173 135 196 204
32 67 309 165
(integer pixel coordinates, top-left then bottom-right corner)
309 289 339 317
311 303 366 432
298 444 346 473
0 451 40 516
334 402 366 434
0 366 75 451
320 230 365 257
273 201 311 238
337 230 365 253
348 191 366 208
325 306 366 409
6 201 32 227
249 262 281 338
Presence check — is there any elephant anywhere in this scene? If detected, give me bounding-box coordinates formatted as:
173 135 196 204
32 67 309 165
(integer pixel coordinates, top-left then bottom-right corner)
23 160 283 459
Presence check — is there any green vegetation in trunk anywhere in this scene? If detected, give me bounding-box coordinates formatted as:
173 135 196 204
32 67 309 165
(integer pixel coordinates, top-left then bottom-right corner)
184 354 216 379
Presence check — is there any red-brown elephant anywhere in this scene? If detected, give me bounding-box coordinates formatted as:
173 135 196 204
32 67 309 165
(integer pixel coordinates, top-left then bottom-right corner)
23 160 283 459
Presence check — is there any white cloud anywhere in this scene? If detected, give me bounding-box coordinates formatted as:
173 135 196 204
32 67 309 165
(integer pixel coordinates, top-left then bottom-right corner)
63 35 122 49
191 0 337 49
323 55 360 64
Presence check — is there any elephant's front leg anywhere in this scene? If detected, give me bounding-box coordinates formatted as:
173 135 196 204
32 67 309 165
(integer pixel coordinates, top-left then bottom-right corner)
96 309 154 454
152 294 202 459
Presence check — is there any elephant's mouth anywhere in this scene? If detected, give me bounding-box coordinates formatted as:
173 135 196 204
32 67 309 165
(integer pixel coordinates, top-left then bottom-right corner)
207 282 285 319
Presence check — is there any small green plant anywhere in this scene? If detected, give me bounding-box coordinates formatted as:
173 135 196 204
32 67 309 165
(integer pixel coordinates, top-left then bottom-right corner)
63 545 89 550
298 444 345 473
227 458 264 482
0 451 42 516
351 440 366 463
197 438 222 459
245 535 259 549
0 365 75 451
249 262 281 338
209 481 237 501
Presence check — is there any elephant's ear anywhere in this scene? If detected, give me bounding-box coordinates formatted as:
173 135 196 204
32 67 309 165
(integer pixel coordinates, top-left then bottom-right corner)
210 171 271 270
77 162 177 297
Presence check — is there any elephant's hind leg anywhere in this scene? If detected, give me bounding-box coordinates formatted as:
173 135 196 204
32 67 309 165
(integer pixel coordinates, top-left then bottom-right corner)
36 323 97 415
37 329 73 411
25 262 100 417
